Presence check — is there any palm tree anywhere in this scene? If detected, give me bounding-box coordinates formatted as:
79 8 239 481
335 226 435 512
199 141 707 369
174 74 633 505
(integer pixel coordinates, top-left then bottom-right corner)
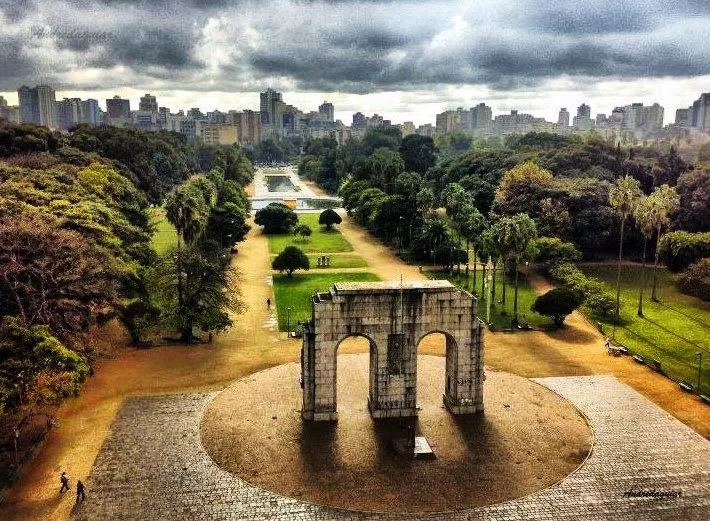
490 216 520 312
165 187 209 247
509 214 537 322
609 175 642 335
634 195 658 317
418 217 449 261
649 185 680 302
459 206 486 292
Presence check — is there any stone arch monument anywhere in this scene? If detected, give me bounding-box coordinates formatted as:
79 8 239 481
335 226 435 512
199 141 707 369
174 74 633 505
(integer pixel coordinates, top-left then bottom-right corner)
301 280 484 421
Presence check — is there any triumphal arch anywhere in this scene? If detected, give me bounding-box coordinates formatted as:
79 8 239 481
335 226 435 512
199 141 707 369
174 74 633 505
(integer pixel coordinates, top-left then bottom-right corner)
301 280 485 421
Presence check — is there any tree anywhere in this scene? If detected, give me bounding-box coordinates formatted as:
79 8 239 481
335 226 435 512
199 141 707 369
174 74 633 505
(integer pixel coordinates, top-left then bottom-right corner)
648 184 680 301
319 208 342 230
435 244 468 271
659 231 710 272
633 195 657 316
272 246 310 277
531 288 582 327
609 176 642 325
254 202 298 234
494 161 554 218
118 299 160 345
677 258 710 302
148 245 245 342
674 169 710 232
0 217 119 336
293 223 312 242
490 214 537 317
399 134 436 174
458 205 487 290
530 237 581 271
413 217 450 260
165 185 211 246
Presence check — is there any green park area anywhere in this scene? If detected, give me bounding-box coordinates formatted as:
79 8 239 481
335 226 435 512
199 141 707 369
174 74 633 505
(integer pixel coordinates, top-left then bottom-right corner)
428 267 548 330
273 272 380 331
581 264 710 395
149 207 178 254
305 253 368 269
267 213 353 254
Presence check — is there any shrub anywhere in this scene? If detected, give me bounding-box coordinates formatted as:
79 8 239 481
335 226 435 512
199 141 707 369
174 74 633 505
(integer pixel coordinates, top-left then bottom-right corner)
531 287 583 326
254 202 298 234
659 231 710 272
529 237 582 271
293 223 312 241
677 258 710 302
319 208 342 230
272 246 310 277
548 262 615 316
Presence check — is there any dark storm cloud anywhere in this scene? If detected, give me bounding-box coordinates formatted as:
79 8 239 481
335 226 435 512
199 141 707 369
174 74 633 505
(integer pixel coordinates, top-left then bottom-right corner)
2 0 710 94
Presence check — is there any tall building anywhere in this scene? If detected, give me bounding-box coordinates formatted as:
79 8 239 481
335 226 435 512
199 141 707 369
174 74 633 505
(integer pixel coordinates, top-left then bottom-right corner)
106 96 131 121
17 85 57 128
139 94 158 113
18 86 36 124
236 109 262 144
675 108 691 127
691 93 710 130
57 98 81 130
260 88 282 127
401 121 415 137
577 103 591 118
352 112 366 129
318 101 334 122
471 103 492 131
558 108 570 127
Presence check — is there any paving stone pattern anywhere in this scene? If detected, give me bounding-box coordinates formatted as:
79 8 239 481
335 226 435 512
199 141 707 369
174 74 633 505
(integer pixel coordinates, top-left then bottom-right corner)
71 376 710 521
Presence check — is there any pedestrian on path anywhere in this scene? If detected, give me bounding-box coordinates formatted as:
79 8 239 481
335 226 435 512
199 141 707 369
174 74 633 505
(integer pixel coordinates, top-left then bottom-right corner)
267 298 271 310
76 480 86 503
604 337 611 349
59 472 70 493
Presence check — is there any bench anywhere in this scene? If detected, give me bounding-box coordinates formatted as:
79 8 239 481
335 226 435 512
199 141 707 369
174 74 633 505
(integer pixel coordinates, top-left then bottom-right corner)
632 354 644 364
652 359 663 373
679 381 694 392
700 394 710 405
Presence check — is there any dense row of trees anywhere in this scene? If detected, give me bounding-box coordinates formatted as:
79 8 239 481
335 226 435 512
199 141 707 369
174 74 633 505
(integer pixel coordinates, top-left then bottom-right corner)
299 127 709 318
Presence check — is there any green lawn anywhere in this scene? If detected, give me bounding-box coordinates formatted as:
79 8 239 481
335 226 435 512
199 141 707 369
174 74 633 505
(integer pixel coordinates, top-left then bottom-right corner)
305 254 367 269
149 208 178 254
581 264 710 395
267 213 353 254
427 268 548 330
272 272 380 331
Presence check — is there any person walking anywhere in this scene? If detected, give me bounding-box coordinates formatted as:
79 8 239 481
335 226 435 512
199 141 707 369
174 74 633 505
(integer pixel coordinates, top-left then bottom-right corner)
76 480 86 503
266 298 271 310
59 472 70 493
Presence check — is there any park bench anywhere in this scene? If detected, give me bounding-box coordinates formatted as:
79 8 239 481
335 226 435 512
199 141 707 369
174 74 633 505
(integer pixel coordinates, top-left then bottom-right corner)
632 354 644 364
700 394 710 406
652 359 663 373
679 381 694 392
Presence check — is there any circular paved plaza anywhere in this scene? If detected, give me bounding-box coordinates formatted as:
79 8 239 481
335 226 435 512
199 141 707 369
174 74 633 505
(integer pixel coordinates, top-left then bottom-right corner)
200 354 592 512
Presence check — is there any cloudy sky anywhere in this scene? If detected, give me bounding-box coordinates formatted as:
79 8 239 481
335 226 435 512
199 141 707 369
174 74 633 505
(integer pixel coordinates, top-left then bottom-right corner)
1 0 709 125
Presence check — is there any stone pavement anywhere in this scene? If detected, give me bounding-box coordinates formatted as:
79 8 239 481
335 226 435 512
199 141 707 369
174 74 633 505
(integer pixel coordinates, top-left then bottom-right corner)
71 376 710 520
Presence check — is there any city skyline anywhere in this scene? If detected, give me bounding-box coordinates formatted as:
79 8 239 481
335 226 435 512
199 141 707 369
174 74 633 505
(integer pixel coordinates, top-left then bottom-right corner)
1 1 710 127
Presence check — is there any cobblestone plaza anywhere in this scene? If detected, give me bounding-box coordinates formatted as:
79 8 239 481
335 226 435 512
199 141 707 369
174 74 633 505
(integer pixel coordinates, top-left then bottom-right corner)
70 375 710 520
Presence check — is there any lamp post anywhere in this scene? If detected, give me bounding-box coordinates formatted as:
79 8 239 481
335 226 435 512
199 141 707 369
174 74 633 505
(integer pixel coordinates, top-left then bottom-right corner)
486 256 493 325
14 426 19 467
697 352 703 391
287 307 292 338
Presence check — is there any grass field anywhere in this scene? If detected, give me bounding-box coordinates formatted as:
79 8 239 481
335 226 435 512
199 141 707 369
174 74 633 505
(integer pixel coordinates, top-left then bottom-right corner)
272 272 380 331
581 264 710 395
267 213 353 254
149 208 178 254
304 254 367 269
427 268 548 330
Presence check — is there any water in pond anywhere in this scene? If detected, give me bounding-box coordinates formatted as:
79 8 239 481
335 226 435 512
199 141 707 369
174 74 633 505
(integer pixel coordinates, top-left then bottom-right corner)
266 175 296 192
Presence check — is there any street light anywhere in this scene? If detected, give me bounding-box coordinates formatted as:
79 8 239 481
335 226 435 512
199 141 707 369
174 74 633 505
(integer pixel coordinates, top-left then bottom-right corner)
287 307 292 338
697 352 703 391
486 256 493 325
